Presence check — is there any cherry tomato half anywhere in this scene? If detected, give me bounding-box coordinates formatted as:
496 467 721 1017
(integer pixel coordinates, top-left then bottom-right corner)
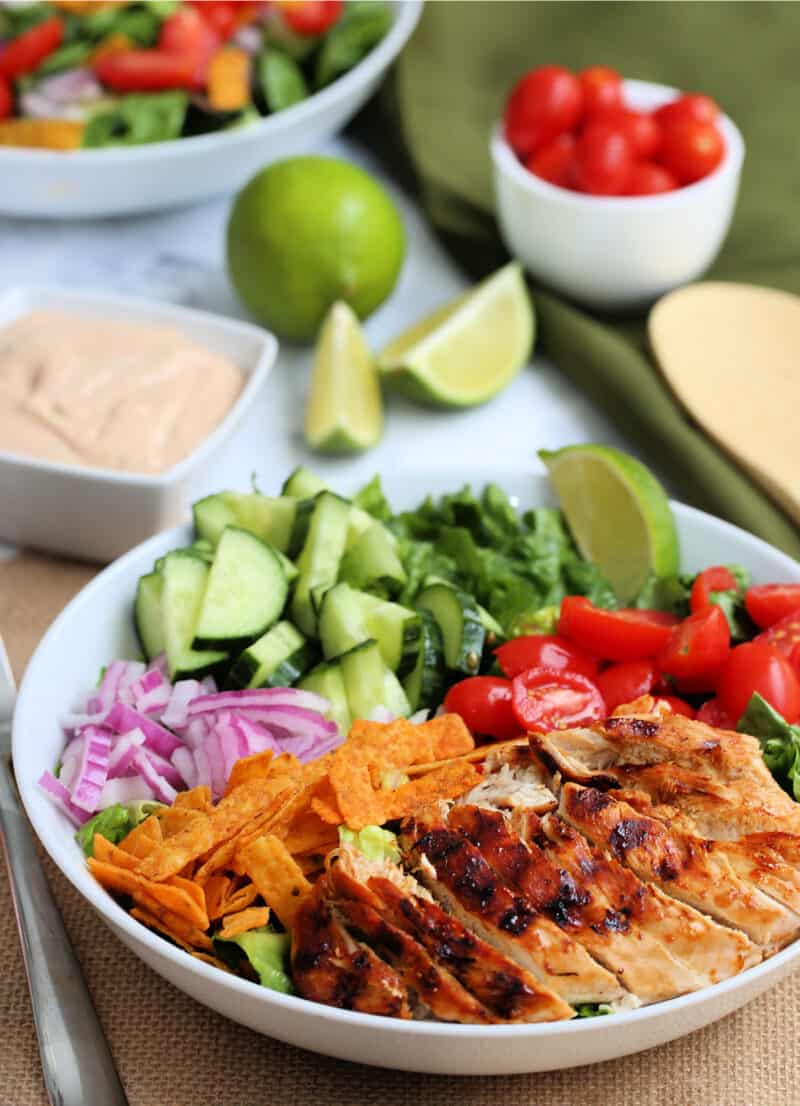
717 642 800 725
745 584 800 630
443 676 520 741
596 660 656 712
598 107 661 159
625 162 678 196
504 65 583 158
511 667 606 733
696 697 735 728
574 120 633 195
525 133 577 189
559 597 678 661
191 1 238 39
655 93 720 129
579 65 623 117
159 7 219 85
756 611 800 662
94 49 196 92
656 605 730 683
659 119 725 184
495 634 598 681
0 16 64 79
0 76 12 121
689 565 739 613
654 695 696 719
277 0 344 36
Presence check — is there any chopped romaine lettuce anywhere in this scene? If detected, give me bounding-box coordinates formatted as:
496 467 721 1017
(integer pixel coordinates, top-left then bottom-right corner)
215 928 293 994
315 0 393 88
83 91 188 148
353 474 392 523
738 693 800 800
74 800 162 858
339 824 400 864
575 1003 613 1018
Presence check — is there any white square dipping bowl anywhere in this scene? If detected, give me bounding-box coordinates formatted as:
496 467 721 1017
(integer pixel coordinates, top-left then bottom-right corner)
0 286 278 562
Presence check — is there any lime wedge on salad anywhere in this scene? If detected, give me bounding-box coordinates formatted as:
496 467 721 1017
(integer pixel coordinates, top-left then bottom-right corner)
539 444 679 603
377 262 535 407
304 301 383 454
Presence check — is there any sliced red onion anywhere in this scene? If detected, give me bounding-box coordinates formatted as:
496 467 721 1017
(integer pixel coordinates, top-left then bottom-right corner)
233 704 338 742
161 679 202 730
100 776 156 806
107 728 146 779
130 667 171 715
171 746 198 790
38 772 91 826
39 67 103 104
203 730 227 800
70 726 113 813
182 716 211 749
232 24 263 53
229 715 280 756
132 748 177 805
105 702 182 758
409 709 430 724
199 674 218 694
193 745 212 791
186 688 329 717
140 748 183 789
148 654 169 677
368 705 396 723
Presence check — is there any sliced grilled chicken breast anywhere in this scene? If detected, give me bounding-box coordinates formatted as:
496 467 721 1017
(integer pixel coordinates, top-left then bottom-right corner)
401 819 626 1006
559 784 800 951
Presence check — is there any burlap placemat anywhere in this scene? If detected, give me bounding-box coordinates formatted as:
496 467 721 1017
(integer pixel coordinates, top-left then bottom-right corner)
2 552 798 1106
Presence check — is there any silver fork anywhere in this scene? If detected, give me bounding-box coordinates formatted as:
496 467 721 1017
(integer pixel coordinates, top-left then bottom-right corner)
0 635 129 1106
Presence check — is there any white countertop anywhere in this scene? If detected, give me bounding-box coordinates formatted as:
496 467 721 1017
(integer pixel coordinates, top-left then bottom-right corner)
0 134 630 535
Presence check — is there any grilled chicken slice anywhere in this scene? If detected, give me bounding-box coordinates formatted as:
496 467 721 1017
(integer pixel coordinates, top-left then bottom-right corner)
559 784 800 951
458 744 557 815
401 818 626 1007
449 803 703 1002
291 881 411 1017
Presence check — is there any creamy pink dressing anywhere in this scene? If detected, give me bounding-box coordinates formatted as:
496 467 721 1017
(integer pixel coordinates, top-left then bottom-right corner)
0 311 244 474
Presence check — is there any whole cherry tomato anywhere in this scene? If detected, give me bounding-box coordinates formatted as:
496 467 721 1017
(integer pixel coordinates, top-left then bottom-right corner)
656 606 730 684
278 1 344 36
190 1 238 39
659 119 725 184
504 65 583 158
94 49 196 91
717 642 800 725
579 65 623 117
159 7 219 86
525 133 577 188
510 667 606 733
689 565 739 613
574 120 633 195
0 16 63 79
443 676 519 741
655 93 720 128
559 597 678 661
745 584 800 630
596 660 656 712
495 634 598 680
654 695 696 719
625 162 678 195
598 107 661 159
696 697 735 728
0 76 12 121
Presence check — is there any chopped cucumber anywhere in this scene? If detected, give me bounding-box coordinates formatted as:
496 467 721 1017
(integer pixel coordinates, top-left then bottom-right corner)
339 523 406 597
161 552 228 679
193 491 296 552
403 609 446 712
275 548 299 585
415 582 485 675
135 571 165 662
297 660 351 735
194 528 288 649
338 639 410 720
291 492 350 636
281 466 328 499
345 504 379 549
318 583 420 674
228 621 316 689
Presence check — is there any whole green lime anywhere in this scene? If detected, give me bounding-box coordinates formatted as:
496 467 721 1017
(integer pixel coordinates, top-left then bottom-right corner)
226 156 405 342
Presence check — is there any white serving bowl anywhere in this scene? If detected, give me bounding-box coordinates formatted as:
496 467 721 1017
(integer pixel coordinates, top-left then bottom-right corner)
0 0 422 219
0 285 277 562
14 469 800 1075
491 79 745 311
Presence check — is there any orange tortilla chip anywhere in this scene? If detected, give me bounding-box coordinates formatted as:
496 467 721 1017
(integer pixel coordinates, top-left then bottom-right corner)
239 834 311 929
204 874 232 921
87 858 209 929
420 713 475 759
118 815 162 858
218 906 270 940
130 906 212 953
92 836 140 869
157 807 204 837
379 761 481 823
224 750 274 794
310 795 341 825
284 811 339 855
328 750 384 830
191 951 232 972
193 782 299 884
348 715 475 771
174 786 212 812
219 881 260 916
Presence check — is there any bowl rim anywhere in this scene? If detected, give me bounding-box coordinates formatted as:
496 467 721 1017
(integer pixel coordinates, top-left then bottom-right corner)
491 77 745 211
14 483 800 1045
0 284 278 488
0 0 423 165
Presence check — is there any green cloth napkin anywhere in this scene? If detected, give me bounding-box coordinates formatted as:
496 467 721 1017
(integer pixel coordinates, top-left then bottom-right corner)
388 0 800 558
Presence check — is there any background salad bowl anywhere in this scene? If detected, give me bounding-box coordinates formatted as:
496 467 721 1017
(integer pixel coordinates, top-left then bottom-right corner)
13 469 800 1075
0 0 422 219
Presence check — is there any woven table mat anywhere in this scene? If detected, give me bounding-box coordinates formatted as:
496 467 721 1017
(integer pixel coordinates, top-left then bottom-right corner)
2 551 798 1106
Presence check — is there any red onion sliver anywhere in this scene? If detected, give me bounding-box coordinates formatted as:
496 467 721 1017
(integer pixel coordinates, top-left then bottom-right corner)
70 726 113 813
186 688 329 717
38 771 91 826
171 746 198 790
105 702 182 758
132 749 177 805
107 729 146 779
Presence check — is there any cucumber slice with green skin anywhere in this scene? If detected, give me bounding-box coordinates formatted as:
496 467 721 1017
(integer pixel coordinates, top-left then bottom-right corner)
161 552 228 679
338 639 410 721
403 608 446 712
415 582 485 676
135 571 165 662
275 548 299 586
339 523 406 597
228 621 317 689
318 583 421 674
287 496 317 558
193 492 296 552
190 539 215 562
291 492 350 637
193 527 288 649
193 494 237 546
281 466 328 498
345 504 379 549
289 495 390 559
297 660 352 736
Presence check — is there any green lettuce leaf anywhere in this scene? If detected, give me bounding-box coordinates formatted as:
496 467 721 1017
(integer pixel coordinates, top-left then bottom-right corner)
737 693 800 800
575 1003 613 1018
315 0 392 89
353 475 393 523
83 91 188 149
215 928 293 994
74 800 162 858
339 824 400 864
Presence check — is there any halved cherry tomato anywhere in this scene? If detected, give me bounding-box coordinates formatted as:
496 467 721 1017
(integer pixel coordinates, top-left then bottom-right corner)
655 93 720 129
0 76 12 121
511 667 606 733
756 611 800 662
596 660 656 712
0 16 64 79
494 634 597 681
745 584 800 630
696 697 734 728
656 606 730 683
658 119 725 184
624 162 678 196
159 7 219 86
94 49 196 92
578 65 623 117
525 133 577 189
654 695 695 719
717 642 800 725
689 565 738 613
597 107 661 159
504 65 583 158
190 1 238 39
277 0 344 36
559 597 678 661
574 120 633 195
443 676 519 741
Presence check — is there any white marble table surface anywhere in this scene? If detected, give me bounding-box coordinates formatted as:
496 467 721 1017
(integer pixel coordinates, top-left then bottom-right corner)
0 133 632 552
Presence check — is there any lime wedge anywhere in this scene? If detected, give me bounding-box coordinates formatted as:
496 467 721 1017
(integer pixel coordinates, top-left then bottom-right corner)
539 444 680 602
304 301 383 454
377 262 535 407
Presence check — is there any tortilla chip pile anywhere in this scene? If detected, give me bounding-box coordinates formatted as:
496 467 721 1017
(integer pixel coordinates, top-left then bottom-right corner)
87 714 482 971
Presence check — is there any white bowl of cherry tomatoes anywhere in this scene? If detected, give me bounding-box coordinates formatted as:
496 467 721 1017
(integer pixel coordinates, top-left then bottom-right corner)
490 65 745 310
